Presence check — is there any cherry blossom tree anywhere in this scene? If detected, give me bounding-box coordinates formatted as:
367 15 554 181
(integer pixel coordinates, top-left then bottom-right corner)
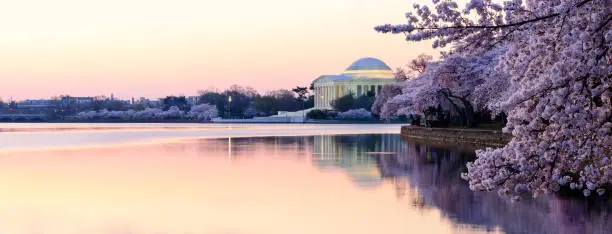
436 48 510 126
337 108 373 119
380 73 434 118
132 108 160 119
372 83 403 118
376 49 505 126
187 104 219 121
153 106 182 119
394 67 409 82
378 54 436 113
408 53 434 74
376 0 611 198
393 54 434 82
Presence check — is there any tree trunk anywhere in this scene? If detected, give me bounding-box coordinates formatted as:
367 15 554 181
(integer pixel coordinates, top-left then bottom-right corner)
458 98 477 128
443 90 477 128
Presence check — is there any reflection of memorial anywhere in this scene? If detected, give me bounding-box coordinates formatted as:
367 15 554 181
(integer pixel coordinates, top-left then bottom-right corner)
312 134 410 188
190 136 313 161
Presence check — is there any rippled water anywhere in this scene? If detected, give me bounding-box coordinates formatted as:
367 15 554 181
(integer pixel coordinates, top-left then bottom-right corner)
0 124 609 234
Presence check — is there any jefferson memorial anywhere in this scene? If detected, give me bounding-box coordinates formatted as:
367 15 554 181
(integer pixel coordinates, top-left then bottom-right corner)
214 57 396 122
313 57 396 109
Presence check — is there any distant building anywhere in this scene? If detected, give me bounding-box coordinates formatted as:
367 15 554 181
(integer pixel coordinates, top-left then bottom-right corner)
312 57 396 109
17 99 60 109
59 97 95 113
60 96 94 106
135 97 160 107
94 95 107 101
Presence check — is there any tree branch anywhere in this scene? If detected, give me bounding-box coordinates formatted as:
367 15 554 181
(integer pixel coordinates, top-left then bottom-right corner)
594 14 612 33
385 0 594 32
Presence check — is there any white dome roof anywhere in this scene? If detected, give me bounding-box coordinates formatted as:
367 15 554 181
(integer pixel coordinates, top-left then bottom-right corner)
344 57 392 72
342 57 394 79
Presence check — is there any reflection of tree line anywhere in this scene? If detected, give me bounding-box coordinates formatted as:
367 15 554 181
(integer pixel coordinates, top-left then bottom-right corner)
375 137 612 234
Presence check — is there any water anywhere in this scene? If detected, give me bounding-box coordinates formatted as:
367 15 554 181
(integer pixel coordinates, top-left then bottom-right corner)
0 124 609 234
0 123 403 150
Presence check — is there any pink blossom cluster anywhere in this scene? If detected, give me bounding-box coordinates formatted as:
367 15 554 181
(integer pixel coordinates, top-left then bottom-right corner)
375 49 505 121
77 104 218 121
337 108 373 119
372 83 403 119
375 0 611 199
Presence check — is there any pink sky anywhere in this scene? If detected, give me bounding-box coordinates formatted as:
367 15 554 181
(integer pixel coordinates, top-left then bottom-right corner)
0 0 439 100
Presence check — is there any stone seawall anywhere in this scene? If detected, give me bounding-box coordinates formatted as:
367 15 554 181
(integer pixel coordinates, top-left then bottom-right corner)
401 126 512 147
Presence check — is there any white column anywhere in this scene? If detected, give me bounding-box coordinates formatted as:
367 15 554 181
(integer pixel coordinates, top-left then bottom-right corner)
321 86 325 108
332 85 337 104
319 86 325 107
321 86 324 108
327 86 331 108
327 86 332 108
332 85 336 103
316 87 320 108
328 86 332 108
324 86 328 108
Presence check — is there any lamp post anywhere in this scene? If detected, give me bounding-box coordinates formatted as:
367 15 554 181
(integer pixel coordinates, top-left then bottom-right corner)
225 96 232 119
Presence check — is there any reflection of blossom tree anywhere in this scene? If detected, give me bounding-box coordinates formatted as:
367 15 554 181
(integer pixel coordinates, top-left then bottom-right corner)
548 197 612 234
375 139 612 234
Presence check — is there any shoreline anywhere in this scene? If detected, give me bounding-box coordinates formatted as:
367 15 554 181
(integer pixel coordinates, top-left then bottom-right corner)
0 119 408 124
401 125 511 148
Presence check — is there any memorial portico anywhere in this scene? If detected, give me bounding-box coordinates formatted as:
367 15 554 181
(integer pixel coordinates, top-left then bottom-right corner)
312 58 396 110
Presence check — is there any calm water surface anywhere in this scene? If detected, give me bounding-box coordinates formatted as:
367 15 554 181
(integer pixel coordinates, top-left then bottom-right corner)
0 123 402 150
0 124 609 234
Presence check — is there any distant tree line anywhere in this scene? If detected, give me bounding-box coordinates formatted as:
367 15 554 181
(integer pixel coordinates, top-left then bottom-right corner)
195 85 314 118
75 84 316 120
2 83 316 122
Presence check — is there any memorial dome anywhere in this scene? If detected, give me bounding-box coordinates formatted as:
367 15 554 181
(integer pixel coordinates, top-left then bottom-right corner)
342 57 394 78
345 57 392 71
